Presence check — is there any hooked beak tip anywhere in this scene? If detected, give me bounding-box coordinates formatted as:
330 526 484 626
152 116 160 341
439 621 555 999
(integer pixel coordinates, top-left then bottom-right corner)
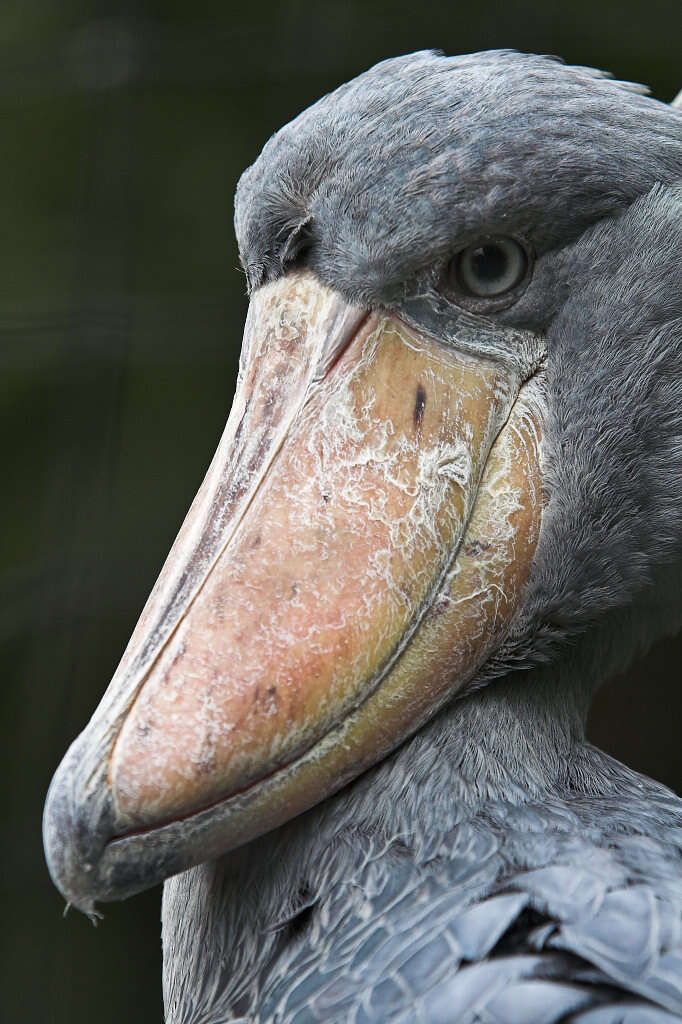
43 736 141 912
43 750 98 914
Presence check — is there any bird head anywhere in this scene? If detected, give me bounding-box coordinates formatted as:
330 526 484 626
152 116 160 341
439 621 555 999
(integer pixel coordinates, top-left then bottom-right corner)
43 51 682 914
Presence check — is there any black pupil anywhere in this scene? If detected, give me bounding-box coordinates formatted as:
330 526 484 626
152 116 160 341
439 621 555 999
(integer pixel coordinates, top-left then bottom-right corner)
471 244 507 282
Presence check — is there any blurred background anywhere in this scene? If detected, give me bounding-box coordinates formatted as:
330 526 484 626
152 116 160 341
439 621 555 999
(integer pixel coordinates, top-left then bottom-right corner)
3 1 681 1020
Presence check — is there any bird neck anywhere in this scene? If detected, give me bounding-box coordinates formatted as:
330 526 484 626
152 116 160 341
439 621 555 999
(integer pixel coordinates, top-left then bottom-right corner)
162 662 601 1020
323 660 589 845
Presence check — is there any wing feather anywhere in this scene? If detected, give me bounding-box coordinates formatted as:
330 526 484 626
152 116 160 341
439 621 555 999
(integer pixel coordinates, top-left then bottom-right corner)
259 790 682 1022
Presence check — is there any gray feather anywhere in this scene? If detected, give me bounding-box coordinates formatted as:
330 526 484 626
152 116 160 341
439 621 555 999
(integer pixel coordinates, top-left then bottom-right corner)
162 50 682 1023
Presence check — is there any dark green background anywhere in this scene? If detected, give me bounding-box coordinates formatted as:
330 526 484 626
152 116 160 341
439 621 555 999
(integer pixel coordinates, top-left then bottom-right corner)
3 2 681 1020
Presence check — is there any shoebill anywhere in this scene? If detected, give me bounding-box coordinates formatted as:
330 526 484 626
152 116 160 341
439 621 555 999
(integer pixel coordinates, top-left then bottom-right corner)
44 51 682 1023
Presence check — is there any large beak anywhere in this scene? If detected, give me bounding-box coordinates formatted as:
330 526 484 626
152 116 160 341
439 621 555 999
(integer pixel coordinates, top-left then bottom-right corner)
44 270 544 911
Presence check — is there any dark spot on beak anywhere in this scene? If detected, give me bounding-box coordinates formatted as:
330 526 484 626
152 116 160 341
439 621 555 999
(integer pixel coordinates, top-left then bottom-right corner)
414 384 426 431
463 539 491 557
265 686 279 714
253 684 279 715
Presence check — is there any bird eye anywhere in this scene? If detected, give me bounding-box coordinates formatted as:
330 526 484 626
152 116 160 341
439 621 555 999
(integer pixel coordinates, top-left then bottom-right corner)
449 238 529 299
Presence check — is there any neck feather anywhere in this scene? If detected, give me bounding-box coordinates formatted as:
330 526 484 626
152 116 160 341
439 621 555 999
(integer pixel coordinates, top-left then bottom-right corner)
161 662 600 1020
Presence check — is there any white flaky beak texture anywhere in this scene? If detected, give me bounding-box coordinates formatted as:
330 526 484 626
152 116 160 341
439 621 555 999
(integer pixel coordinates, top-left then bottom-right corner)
44 270 545 911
